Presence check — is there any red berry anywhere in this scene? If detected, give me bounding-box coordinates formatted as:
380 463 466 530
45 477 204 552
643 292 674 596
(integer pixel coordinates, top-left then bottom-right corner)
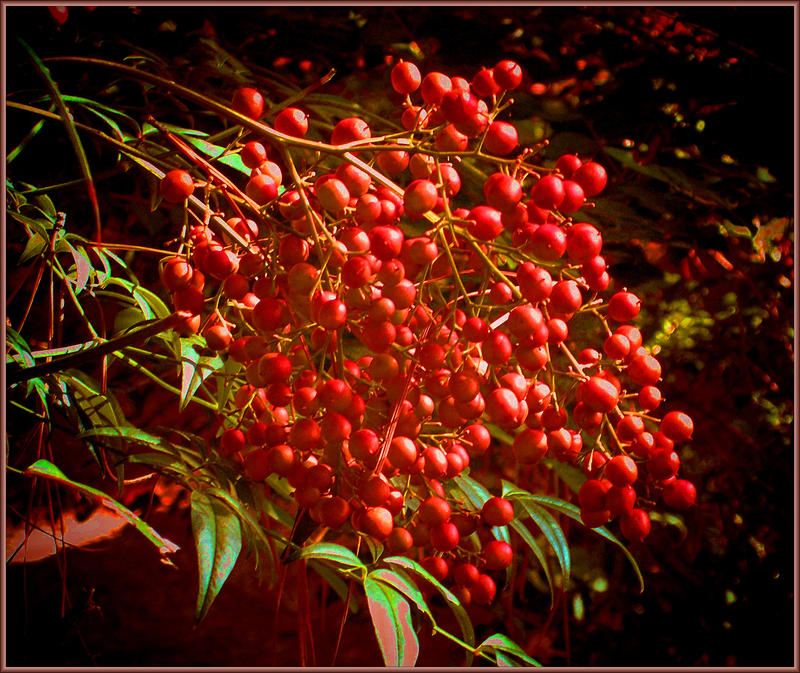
274 107 309 137
430 521 460 552
481 497 514 526
391 60 422 94
482 539 513 570
608 291 641 322
471 573 497 604
619 508 651 541
404 179 439 216
531 175 565 210
331 117 371 146
483 121 518 155
160 169 194 203
493 60 523 90
579 478 612 511
240 141 268 169
232 87 264 119
605 455 638 487
573 161 608 197
660 410 694 441
662 479 697 510
246 174 278 204
419 495 451 526
420 72 452 105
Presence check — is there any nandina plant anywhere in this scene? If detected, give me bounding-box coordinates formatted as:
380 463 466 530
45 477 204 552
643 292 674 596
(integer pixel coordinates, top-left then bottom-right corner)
6 36 699 667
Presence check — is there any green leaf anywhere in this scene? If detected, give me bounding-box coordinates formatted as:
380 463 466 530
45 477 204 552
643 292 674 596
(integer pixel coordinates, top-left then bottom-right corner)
475 633 541 667
24 459 179 557
452 473 491 509
191 490 242 623
524 493 645 593
509 519 555 606
64 369 129 451
383 556 475 665
364 576 419 667
179 335 223 411
184 136 250 176
369 568 432 622
297 542 366 571
19 232 47 263
33 193 57 219
517 499 570 590
64 240 92 293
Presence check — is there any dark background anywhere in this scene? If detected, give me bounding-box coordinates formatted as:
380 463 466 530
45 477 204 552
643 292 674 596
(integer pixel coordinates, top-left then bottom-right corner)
5 5 796 667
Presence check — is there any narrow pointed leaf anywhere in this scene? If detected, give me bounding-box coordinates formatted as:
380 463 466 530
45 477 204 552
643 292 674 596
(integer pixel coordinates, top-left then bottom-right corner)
384 555 475 665
364 576 419 667
525 493 645 593
191 491 242 623
476 633 541 667
518 499 570 589
369 568 432 622
179 336 223 411
24 459 179 556
297 542 365 571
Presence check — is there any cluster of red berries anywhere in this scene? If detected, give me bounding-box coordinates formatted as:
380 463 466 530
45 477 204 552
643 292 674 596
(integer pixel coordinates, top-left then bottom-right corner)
157 57 696 603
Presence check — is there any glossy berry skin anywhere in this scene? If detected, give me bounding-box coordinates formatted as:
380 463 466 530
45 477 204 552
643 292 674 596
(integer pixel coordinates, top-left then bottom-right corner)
420 72 452 105
493 60 523 90
240 141 267 169
391 60 422 94
482 539 513 570
246 174 278 204
481 497 514 526
619 508 651 542
331 117 371 146
471 574 497 604
160 169 194 203
274 107 309 137
578 478 612 511
232 87 264 119
430 521 460 552
605 455 638 487
404 179 439 216
573 161 608 197
660 410 694 441
608 291 642 322
531 175 565 210
483 121 518 155
662 479 697 510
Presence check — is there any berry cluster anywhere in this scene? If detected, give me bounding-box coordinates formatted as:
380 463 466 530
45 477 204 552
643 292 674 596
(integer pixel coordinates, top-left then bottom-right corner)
158 57 696 603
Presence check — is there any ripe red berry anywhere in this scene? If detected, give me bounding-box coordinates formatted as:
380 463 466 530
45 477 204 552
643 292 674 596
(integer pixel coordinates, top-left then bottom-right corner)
566 222 603 263
513 428 548 465
482 539 513 570
430 521 460 552
608 291 641 322
160 169 194 203
481 497 514 526
240 141 268 169
404 179 439 216
605 455 638 487
391 60 422 94
471 573 497 604
331 117 371 146
419 495 451 526
483 121 518 155
662 479 697 510
579 478 612 511
232 87 264 119
420 72 452 105
627 353 662 387
493 60 523 90
660 410 694 441
531 175 565 210
274 107 309 137
246 174 278 204
555 153 582 179
360 506 394 541
619 508 651 542
573 161 608 197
